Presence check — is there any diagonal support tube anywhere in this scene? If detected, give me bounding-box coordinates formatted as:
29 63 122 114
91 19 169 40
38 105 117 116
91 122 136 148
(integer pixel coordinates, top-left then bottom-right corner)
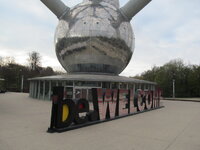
120 0 151 20
41 0 70 19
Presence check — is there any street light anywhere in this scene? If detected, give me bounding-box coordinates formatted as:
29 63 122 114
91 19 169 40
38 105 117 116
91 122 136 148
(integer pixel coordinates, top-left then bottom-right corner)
21 75 24 93
172 71 175 98
19 69 24 93
172 79 175 98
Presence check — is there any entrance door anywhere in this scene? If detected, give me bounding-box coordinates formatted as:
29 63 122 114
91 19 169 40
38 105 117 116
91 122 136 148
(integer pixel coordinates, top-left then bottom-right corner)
74 87 94 110
74 87 93 101
64 86 93 102
64 87 73 99
74 88 87 99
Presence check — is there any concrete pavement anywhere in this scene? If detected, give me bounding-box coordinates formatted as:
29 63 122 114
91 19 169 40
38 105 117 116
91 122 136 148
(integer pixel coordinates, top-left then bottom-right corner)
0 93 200 150
164 97 200 102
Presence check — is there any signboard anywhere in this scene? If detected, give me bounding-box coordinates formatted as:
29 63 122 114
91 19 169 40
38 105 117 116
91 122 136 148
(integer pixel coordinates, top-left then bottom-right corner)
48 87 162 133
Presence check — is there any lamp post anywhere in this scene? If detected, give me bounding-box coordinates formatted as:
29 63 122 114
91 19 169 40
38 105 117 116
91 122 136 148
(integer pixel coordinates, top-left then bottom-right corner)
172 71 176 98
21 75 24 93
19 69 24 93
172 79 175 98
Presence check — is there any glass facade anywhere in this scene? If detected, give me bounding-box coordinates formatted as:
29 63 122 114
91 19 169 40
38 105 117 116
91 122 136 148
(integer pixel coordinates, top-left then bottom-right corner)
29 79 156 101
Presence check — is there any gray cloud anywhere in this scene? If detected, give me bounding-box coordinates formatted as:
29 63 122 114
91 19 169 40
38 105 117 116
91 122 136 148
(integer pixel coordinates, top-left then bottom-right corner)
121 0 200 76
0 0 199 75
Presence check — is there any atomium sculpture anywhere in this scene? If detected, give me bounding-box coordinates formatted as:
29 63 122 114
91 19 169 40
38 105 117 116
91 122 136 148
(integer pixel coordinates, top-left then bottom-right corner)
41 0 151 75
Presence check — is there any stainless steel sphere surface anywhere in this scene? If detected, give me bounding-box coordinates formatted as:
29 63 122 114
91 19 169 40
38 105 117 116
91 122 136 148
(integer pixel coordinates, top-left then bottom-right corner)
55 0 134 75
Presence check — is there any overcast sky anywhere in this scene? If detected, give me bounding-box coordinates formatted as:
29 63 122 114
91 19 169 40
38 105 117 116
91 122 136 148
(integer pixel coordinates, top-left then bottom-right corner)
0 0 200 76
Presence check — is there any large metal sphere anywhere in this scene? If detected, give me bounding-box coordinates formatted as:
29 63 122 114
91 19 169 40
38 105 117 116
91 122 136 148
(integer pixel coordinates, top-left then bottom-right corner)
55 0 134 75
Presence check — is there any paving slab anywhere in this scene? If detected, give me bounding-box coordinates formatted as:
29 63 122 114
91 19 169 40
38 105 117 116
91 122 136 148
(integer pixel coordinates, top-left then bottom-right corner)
0 93 200 150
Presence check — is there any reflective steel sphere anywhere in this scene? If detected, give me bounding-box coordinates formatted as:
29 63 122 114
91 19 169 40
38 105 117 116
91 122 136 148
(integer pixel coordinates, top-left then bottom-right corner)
55 0 134 75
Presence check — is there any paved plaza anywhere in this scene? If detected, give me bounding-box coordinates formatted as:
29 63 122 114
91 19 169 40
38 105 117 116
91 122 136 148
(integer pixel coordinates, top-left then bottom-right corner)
164 98 200 102
0 93 200 150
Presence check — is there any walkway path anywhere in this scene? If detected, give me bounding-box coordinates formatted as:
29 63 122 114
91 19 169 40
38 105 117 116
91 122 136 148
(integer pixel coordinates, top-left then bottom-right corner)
0 93 200 150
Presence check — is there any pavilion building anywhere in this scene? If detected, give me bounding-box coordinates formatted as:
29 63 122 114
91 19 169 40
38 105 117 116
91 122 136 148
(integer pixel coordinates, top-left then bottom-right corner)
29 73 156 101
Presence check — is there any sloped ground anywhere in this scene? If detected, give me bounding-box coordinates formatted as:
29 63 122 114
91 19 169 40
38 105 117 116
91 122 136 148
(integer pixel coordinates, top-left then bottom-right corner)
0 93 200 150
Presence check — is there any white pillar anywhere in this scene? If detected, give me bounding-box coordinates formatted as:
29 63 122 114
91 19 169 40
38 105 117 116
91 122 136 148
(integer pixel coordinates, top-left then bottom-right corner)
43 81 45 100
29 81 31 97
118 83 121 89
31 82 34 97
49 81 52 100
153 85 155 91
151 85 153 91
34 82 37 98
133 84 136 92
62 81 65 86
38 81 41 99
29 81 32 97
139 84 141 89
73 81 75 99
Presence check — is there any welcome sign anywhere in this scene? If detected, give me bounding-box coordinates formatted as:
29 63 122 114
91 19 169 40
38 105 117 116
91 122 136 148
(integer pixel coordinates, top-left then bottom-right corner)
48 87 162 133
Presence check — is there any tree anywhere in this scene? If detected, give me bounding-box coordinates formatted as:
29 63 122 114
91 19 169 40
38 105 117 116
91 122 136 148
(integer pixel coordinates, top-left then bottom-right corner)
133 59 200 97
3 56 16 65
39 66 55 76
28 51 41 71
188 65 200 97
0 53 62 92
0 56 3 66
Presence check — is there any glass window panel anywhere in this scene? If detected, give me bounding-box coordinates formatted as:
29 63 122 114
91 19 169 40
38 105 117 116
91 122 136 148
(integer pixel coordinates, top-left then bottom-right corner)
102 82 110 89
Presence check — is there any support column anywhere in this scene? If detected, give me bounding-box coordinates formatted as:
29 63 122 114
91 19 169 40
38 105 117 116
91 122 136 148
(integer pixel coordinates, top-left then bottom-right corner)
31 81 34 97
29 81 32 97
34 81 37 98
118 83 120 89
37 81 41 99
153 85 155 91
139 84 141 89
49 81 52 100
73 81 75 99
43 81 45 100
62 81 65 86
148 84 150 90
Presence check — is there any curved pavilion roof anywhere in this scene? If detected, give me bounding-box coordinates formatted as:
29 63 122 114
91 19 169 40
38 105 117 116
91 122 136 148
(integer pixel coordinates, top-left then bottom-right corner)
28 73 156 85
